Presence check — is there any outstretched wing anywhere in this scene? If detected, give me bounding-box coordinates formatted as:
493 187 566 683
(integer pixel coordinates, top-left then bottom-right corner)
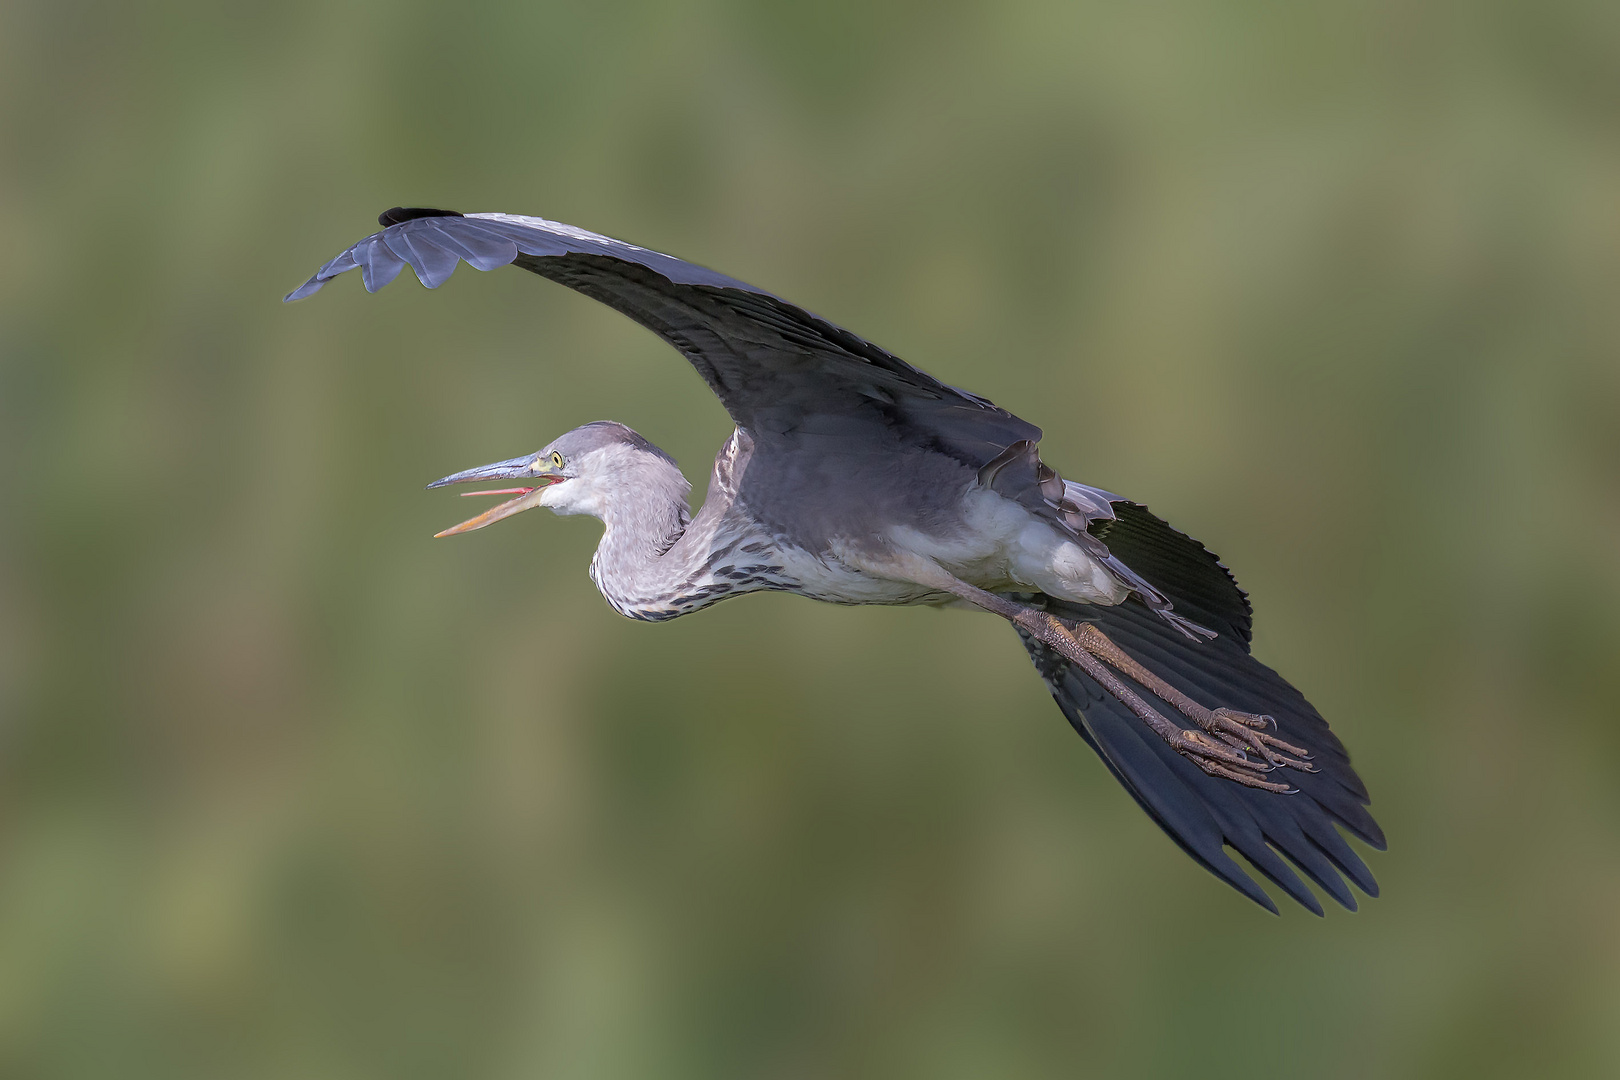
1021 505 1383 915
287 208 1040 467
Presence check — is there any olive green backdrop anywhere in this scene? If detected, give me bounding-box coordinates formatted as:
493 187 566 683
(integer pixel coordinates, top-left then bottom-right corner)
2 1 1618 1077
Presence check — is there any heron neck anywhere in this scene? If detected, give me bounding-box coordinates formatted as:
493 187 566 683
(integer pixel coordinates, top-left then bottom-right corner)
598 496 688 563
585 431 762 621
588 486 703 618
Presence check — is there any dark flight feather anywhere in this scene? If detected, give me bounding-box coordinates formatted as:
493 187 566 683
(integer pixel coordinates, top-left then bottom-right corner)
1020 507 1382 913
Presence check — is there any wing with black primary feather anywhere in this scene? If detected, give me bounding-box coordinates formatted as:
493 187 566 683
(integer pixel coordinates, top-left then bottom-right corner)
1020 503 1384 914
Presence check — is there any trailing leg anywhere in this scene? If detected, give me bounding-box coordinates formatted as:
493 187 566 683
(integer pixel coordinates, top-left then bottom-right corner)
898 560 1309 792
1063 621 1314 773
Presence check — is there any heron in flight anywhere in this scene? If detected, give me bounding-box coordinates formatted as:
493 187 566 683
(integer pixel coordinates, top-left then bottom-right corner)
288 207 1382 914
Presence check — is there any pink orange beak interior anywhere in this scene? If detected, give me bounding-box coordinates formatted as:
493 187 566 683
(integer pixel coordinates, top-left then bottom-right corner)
433 479 560 537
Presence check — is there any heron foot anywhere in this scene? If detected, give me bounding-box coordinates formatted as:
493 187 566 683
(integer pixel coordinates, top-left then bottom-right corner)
1172 729 1297 792
1198 707 1314 773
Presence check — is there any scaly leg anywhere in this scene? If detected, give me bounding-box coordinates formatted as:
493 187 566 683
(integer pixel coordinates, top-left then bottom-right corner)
886 556 1308 792
1064 621 1314 774
1017 610 1301 791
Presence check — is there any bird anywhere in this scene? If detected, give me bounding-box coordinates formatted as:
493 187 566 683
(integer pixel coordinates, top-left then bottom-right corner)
287 206 1383 915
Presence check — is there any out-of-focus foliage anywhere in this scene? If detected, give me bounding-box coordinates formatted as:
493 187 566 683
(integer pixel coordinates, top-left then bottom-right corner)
2 1 1617 1076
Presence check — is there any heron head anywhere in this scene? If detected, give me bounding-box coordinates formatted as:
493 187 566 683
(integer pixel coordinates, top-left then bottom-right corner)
427 421 684 536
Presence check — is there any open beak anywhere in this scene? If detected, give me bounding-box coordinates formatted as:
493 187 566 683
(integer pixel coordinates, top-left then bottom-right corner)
426 453 563 537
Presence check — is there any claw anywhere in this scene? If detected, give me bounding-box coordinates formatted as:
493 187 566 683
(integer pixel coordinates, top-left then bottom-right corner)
1261 749 1316 773
1201 709 1313 772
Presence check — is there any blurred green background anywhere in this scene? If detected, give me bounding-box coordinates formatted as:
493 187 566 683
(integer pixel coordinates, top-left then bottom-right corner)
3 1 1619 1076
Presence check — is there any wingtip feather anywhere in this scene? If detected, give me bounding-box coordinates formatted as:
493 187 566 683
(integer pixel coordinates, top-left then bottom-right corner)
1019 597 1381 915
284 277 322 302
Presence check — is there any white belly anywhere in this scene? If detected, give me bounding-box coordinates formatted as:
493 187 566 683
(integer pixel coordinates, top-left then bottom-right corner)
812 488 1129 607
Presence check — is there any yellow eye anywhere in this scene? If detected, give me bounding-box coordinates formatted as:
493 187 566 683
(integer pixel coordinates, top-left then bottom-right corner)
550 452 564 469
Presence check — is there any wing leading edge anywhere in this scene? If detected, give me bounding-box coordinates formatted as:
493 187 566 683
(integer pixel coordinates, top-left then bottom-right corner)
286 208 1040 466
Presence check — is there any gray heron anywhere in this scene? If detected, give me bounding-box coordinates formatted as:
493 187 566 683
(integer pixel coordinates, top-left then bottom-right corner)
287 207 1383 914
